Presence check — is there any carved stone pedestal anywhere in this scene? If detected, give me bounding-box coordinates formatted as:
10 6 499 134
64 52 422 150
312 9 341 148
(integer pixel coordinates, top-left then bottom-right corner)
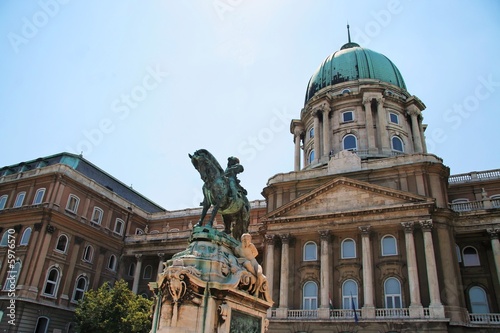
151 227 273 333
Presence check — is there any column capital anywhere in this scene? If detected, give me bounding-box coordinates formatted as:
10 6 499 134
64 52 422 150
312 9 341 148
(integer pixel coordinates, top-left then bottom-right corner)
376 97 385 105
265 234 276 245
419 219 433 231
362 97 372 105
135 253 143 261
359 226 371 235
401 222 415 233
311 109 320 118
280 233 291 244
319 230 331 241
406 105 421 116
487 228 500 239
157 253 165 259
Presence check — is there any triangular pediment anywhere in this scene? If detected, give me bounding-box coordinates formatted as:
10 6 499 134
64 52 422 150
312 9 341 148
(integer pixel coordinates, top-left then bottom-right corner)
264 177 433 221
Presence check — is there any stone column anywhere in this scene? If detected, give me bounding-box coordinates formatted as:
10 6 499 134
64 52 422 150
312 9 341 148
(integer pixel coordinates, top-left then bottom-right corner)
277 234 290 318
28 223 55 293
363 98 376 153
487 228 500 287
17 223 42 288
92 247 107 289
402 222 423 318
419 220 444 318
157 253 165 276
313 111 320 163
408 107 423 153
59 236 83 304
319 231 331 318
293 128 302 171
376 97 390 154
322 107 331 160
132 254 143 294
264 235 275 301
359 226 375 318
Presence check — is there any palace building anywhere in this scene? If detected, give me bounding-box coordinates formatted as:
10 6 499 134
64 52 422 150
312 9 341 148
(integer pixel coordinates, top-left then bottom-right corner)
0 37 500 332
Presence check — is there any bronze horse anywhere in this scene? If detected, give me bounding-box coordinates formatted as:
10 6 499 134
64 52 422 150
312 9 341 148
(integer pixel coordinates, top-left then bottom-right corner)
189 149 250 240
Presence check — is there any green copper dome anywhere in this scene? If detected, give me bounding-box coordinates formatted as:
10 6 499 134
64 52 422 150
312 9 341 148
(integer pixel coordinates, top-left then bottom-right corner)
305 43 407 104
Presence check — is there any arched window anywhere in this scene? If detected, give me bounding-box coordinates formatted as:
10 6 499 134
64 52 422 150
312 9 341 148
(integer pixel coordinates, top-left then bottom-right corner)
463 246 480 266
452 198 470 212
114 219 125 235
82 245 94 263
303 281 318 310
491 194 500 208
72 275 88 302
90 207 103 225
2 260 21 291
43 267 61 297
107 254 117 271
66 194 80 213
384 277 402 308
135 228 144 235
391 136 404 153
303 241 317 261
34 316 50 333
343 134 357 151
341 238 356 259
308 150 315 164
0 195 8 210
469 286 490 313
55 234 69 253
381 235 397 256
143 265 153 279
128 263 136 277
342 279 358 310
20 227 31 246
33 188 46 205
13 191 26 208
0 230 10 247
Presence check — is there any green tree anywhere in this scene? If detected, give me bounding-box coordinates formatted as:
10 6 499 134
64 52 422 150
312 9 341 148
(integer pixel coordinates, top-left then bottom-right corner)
75 279 153 333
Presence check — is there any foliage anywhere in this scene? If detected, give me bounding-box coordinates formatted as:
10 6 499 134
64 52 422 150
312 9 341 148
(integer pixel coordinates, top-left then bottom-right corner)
75 279 153 333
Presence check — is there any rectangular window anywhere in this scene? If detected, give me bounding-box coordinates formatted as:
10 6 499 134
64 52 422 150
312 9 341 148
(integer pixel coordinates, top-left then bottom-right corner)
342 111 354 122
13 192 26 208
389 112 399 124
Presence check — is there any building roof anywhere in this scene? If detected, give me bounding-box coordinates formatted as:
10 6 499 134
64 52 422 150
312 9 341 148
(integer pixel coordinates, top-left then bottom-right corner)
304 42 407 104
0 152 166 213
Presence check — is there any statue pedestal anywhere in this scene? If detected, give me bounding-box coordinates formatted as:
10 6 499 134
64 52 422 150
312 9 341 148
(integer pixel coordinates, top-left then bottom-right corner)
152 227 273 333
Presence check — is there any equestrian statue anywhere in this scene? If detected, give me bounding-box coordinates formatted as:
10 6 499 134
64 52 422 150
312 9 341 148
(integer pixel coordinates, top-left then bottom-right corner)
189 149 250 240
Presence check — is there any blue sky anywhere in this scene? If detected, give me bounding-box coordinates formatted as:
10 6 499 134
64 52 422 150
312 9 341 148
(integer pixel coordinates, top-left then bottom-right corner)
1 1 500 210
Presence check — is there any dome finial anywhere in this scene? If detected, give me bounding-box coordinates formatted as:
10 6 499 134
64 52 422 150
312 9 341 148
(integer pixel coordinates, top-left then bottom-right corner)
347 22 351 43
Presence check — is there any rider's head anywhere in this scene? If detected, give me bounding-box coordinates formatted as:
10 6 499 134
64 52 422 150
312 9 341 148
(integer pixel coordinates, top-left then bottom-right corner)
227 156 240 166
